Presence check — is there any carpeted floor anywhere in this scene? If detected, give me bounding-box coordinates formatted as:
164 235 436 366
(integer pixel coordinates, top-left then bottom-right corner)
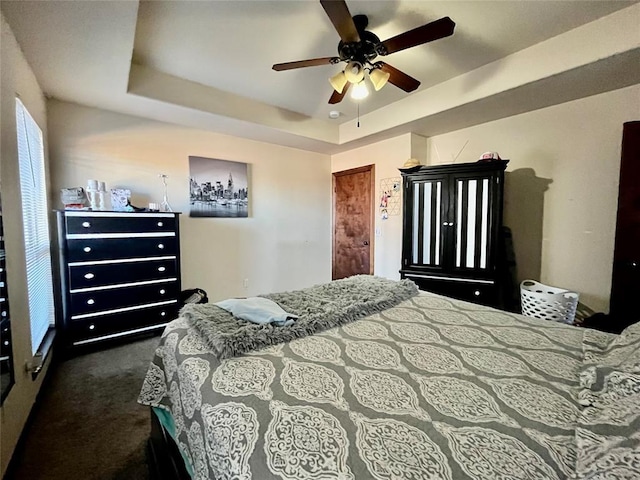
6 334 161 480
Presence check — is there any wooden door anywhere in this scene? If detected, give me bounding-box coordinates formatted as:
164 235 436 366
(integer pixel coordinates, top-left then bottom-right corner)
333 166 374 280
610 121 640 330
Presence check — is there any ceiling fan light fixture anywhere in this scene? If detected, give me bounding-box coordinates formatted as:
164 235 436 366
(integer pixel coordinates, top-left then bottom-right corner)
350 80 369 100
369 68 390 91
344 60 365 83
329 70 348 94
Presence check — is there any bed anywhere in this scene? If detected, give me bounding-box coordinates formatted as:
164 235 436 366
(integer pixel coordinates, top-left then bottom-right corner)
138 276 640 480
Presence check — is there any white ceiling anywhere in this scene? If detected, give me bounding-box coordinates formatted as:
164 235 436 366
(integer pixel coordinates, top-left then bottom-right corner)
2 0 639 154
132 0 637 119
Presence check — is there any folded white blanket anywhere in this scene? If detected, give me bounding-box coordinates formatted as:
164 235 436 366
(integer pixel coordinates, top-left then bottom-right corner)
215 297 298 327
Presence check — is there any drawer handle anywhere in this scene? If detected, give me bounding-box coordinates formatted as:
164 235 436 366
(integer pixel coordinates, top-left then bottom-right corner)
3 340 9 347
84 246 92 253
160 311 166 317
158 243 164 249
87 299 95 305
88 324 95 330
157 221 163 227
157 267 166 272
159 289 166 295
82 221 91 228
474 290 481 296
84 273 95 280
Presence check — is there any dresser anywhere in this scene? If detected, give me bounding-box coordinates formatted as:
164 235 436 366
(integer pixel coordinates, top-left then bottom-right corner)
0 203 14 400
399 161 508 307
56 211 181 347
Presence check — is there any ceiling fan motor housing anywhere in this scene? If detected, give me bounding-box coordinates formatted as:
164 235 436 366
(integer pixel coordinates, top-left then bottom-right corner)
337 16 381 65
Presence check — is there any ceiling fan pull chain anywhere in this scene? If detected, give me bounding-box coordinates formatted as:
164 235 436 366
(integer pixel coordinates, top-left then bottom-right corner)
357 103 360 128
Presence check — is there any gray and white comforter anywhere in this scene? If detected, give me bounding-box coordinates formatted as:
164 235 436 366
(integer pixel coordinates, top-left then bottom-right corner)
139 286 640 479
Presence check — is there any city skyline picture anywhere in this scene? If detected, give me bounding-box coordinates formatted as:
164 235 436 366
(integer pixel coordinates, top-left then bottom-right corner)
189 156 249 218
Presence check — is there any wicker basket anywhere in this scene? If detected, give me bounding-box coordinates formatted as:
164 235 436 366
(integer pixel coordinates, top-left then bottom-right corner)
520 280 579 324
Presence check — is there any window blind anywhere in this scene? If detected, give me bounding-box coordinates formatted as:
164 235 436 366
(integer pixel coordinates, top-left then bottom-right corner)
15 98 55 356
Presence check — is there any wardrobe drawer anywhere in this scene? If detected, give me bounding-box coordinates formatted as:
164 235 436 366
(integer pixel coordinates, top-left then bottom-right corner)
70 281 179 316
67 304 179 345
66 214 176 235
403 274 498 306
67 236 177 262
69 258 178 289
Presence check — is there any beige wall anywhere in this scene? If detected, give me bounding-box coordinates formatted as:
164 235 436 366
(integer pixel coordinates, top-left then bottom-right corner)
333 86 638 313
47 100 333 301
425 85 639 312
0 13 55 476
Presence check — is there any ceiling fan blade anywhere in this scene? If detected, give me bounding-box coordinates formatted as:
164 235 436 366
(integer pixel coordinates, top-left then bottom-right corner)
328 82 351 104
379 17 455 55
320 0 361 43
273 57 338 71
378 62 420 92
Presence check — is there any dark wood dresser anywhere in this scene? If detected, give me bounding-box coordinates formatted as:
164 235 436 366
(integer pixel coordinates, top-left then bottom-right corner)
399 160 508 307
56 211 181 347
0 202 14 399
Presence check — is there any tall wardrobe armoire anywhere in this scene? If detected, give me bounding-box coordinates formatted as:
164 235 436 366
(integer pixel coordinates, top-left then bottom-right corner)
399 160 508 307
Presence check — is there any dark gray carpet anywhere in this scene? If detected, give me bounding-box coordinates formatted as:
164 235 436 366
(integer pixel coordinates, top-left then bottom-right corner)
7 335 160 480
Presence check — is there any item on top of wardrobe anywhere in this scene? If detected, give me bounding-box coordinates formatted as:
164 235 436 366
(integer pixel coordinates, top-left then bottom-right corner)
402 158 421 168
399 158 422 173
477 151 502 161
520 279 579 324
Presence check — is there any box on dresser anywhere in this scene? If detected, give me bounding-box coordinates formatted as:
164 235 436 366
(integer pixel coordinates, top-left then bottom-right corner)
56 211 181 349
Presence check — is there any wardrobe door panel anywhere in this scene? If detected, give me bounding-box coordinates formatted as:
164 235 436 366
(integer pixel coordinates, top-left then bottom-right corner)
452 174 495 273
411 179 444 267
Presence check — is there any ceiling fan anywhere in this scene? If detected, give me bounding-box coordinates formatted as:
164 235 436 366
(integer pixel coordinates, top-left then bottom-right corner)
272 0 455 104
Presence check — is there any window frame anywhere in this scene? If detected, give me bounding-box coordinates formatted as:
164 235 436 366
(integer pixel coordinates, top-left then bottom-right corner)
15 97 56 361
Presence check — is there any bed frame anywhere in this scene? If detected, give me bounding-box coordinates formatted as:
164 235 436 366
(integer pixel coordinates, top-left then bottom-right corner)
147 409 190 480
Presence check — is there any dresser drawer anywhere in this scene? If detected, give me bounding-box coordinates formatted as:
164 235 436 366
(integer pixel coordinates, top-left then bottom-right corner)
67 304 179 345
0 319 11 358
70 281 179 316
67 236 177 262
66 214 176 235
69 258 177 289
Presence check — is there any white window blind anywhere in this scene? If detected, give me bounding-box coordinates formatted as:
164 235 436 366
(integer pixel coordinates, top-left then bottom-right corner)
15 98 55 356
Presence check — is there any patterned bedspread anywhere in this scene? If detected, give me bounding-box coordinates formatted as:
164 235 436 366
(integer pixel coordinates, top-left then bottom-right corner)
139 290 640 480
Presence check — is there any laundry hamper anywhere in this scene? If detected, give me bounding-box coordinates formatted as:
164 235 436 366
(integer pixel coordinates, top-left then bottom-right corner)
520 280 579 324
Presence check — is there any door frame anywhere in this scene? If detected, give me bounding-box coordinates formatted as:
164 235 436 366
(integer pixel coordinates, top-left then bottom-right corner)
332 164 375 279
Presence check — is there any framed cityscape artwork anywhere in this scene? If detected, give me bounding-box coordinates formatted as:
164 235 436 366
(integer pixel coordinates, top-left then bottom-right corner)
189 156 249 218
